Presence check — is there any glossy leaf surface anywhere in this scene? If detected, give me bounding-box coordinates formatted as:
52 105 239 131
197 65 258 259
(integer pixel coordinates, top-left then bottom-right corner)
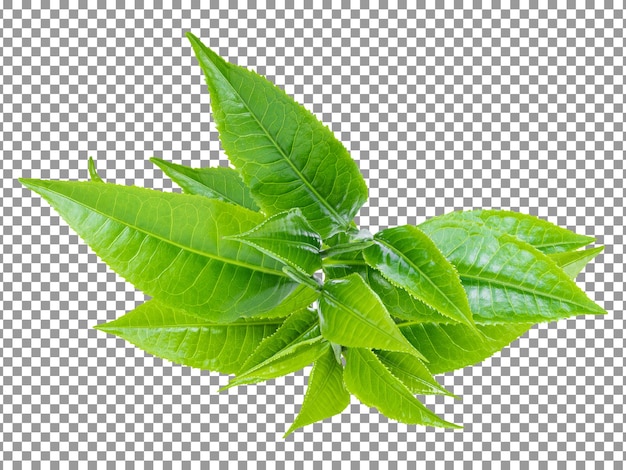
364 226 473 326
19 179 302 321
285 347 350 437
187 33 368 239
94 300 282 374
343 348 460 428
151 157 259 211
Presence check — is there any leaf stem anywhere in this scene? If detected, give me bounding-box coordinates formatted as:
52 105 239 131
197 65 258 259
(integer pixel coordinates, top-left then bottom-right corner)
282 266 323 291
320 240 374 258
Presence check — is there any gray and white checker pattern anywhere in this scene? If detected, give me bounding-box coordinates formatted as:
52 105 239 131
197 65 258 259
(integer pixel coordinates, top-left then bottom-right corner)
2 1 624 467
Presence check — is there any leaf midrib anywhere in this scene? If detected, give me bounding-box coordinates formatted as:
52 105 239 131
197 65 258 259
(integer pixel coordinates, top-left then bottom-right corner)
42 184 287 277
198 45 350 232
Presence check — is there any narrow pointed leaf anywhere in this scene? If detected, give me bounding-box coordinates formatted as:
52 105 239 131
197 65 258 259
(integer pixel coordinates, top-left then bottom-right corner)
240 307 320 372
223 337 329 390
150 157 259 211
374 350 454 397
400 322 533 374
186 33 368 239
94 300 282 374
343 348 460 429
88 157 104 183
319 273 424 357
421 209 594 254
363 225 474 326
227 209 322 275
549 246 604 279
419 220 606 324
285 347 350 437
19 179 304 322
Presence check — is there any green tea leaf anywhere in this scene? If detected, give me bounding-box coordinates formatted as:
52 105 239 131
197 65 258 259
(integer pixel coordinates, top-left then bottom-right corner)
343 348 460 428
88 157 104 183
374 350 454 397
421 209 594 254
223 336 329 390
400 322 533 375
363 226 473 326
419 220 606 323
240 307 320 372
150 157 260 211
186 33 368 239
94 300 282 374
226 209 322 275
19 179 304 322
250 284 319 319
284 346 350 437
549 246 604 279
319 273 423 357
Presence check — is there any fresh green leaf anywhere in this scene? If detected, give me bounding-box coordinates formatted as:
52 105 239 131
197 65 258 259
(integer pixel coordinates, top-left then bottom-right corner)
421 209 594 254
549 246 604 279
419 220 606 323
284 346 350 437
18 179 304 322
240 307 320 372
374 350 454 397
88 157 104 183
343 348 460 429
250 284 319 319
226 208 322 275
363 225 474 327
186 33 368 239
223 336 329 390
400 322 533 375
319 273 423 357
94 300 282 374
150 157 260 211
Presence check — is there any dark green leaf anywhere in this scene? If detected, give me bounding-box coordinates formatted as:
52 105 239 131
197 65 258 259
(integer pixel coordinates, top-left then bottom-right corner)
186 33 368 239
19 179 304 322
363 226 474 326
150 157 260 211
94 300 282 374
343 348 460 428
284 346 350 437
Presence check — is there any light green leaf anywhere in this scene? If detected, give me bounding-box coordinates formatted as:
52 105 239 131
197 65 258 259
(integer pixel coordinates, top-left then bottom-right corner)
284 347 350 437
549 246 604 279
150 157 260 211
419 220 606 324
240 307 320 372
94 300 282 374
374 350 454 397
226 209 322 275
88 157 104 183
186 33 368 239
421 209 594 254
363 226 474 327
19 179 304 322
250 284 319 319
343 348 460 429
223 336 329 390
400 322 533 375
319 273 424 357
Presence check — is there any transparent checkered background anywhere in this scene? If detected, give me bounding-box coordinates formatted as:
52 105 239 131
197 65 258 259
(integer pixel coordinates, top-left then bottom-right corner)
2 1 624 467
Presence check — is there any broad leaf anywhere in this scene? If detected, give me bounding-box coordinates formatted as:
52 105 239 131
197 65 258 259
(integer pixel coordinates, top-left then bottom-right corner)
319 273 423 356
94 300 282 374
150 157 260 211
400 322 533 375
226 209 322 275
223 336 329 390
240 307 320 372
549 246 604 279
421 209 594 254
343 348 460 428
285 346 350 437
19 179 304 322
374 350 453 397
419 220 606 323
187 33 368 239
251 284 319 319
363 226 474 326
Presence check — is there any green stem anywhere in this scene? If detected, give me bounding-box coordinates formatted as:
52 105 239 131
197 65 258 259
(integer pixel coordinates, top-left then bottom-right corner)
320 240 374 258
282 266 323 291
